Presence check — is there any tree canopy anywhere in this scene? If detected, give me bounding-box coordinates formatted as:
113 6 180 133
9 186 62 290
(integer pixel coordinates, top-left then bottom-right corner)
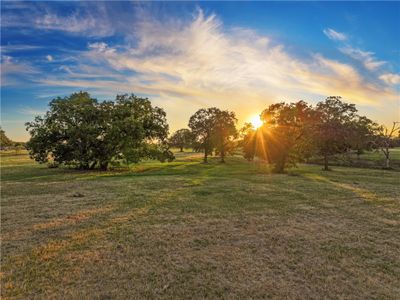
314 96 361 170
0 127 13 147
188 107 237 163
242 101 316 172
241 97 378 172
23 92 396 172
26 92 173 170
212 110 238 163
169 129 193 152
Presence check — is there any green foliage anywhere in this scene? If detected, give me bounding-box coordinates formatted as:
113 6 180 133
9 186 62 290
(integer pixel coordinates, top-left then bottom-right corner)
261 101 317 173
0 126 13 147
315 96 362 170
188 108 218 162
188 107 237 162
242 97 380 173
25 92 174 170
168 129 193 152
240 123 256 161
212 110 238 162
348 116 377 157
242 101 316 173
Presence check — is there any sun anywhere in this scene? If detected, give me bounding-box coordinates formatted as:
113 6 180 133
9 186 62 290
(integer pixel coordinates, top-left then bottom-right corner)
249 115 263 128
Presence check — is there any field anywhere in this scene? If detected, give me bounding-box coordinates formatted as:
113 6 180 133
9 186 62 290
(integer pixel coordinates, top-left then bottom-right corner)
309 148 400 170
1 151 400 299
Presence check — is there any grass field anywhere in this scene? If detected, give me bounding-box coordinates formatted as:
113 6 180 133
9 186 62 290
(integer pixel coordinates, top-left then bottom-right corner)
1 151 400 299
309 148 400 170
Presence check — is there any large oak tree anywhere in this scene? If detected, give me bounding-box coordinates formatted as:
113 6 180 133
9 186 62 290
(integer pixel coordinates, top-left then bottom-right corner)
26 92 173 170
188 107 237 163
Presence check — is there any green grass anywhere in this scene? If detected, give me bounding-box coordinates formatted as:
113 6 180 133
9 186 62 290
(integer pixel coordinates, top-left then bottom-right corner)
1 151 400 299
310 147 400 170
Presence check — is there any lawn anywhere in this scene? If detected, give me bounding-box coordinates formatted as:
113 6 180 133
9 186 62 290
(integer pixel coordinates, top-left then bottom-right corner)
1 151 400 299
309 147 400 170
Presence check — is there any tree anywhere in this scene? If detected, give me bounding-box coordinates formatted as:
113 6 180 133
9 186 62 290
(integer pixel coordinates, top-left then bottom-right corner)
349 116 377 160
257 101 317 173
188 108 219 163
212 110 238 163
374 122 400 169
169 129 193 152
26 92 174 170
239 123 256 161
106 94 173 166
188 107 237 163
0 127 13 148
314 96 358 171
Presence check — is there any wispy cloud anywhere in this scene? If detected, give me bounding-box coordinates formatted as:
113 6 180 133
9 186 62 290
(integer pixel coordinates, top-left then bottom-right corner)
34 10 114 37
322 28 387 73
0 44 43 53
323 28 347 41
2 2 115 37
379 73 400 85
339 46 386 71
36 9 397 130
18 106 45 116
1 56 39 86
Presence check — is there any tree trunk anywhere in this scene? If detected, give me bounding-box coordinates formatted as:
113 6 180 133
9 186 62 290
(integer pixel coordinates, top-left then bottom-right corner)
220 147 225 163
385 147 390 168
273 157 286 173
323 154 329 171
203 150 208 163
180 146 183 152
99 161 108 171
274 164 284 173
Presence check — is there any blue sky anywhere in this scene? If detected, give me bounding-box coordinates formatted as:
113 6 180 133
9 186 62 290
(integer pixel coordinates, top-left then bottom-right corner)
1 1 399 141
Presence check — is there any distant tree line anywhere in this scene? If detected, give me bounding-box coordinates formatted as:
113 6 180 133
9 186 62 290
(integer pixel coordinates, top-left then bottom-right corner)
239 96 399 172
0 126 26 153
23 92 399 172
0 127 13 147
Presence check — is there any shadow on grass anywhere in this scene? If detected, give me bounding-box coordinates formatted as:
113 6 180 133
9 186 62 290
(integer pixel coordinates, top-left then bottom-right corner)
301 172 389 204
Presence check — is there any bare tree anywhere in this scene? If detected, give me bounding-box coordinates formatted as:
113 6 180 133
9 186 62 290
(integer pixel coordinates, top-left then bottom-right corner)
375 122 400 169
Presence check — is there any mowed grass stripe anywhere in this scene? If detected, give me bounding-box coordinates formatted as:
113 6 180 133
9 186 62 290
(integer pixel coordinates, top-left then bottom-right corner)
1 152 399 299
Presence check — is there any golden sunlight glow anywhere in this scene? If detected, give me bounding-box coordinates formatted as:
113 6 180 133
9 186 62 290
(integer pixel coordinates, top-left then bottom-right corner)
249 115 263 128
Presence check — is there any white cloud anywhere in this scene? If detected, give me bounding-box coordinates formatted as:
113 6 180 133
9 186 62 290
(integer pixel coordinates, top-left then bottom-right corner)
34 8 114 37
0 45 42 52
18 106 44 116
46 55 53 62
339 46 386 71
1 56 39 86
379 73 400 85
323 28 347 41
38 9 398 130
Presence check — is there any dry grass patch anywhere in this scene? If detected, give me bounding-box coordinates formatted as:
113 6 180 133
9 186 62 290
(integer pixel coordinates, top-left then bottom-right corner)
1 152 399 299
33 206 114 231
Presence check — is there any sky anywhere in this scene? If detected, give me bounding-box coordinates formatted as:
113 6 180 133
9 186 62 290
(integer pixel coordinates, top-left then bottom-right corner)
1 1 399 141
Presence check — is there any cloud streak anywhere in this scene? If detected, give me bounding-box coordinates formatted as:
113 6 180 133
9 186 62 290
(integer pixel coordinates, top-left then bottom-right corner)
1 56 39 86
4 7 398 132
339 46 386 71
323 28 347 41
41 10 397 108
379 73 400 85
2 2 116 37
